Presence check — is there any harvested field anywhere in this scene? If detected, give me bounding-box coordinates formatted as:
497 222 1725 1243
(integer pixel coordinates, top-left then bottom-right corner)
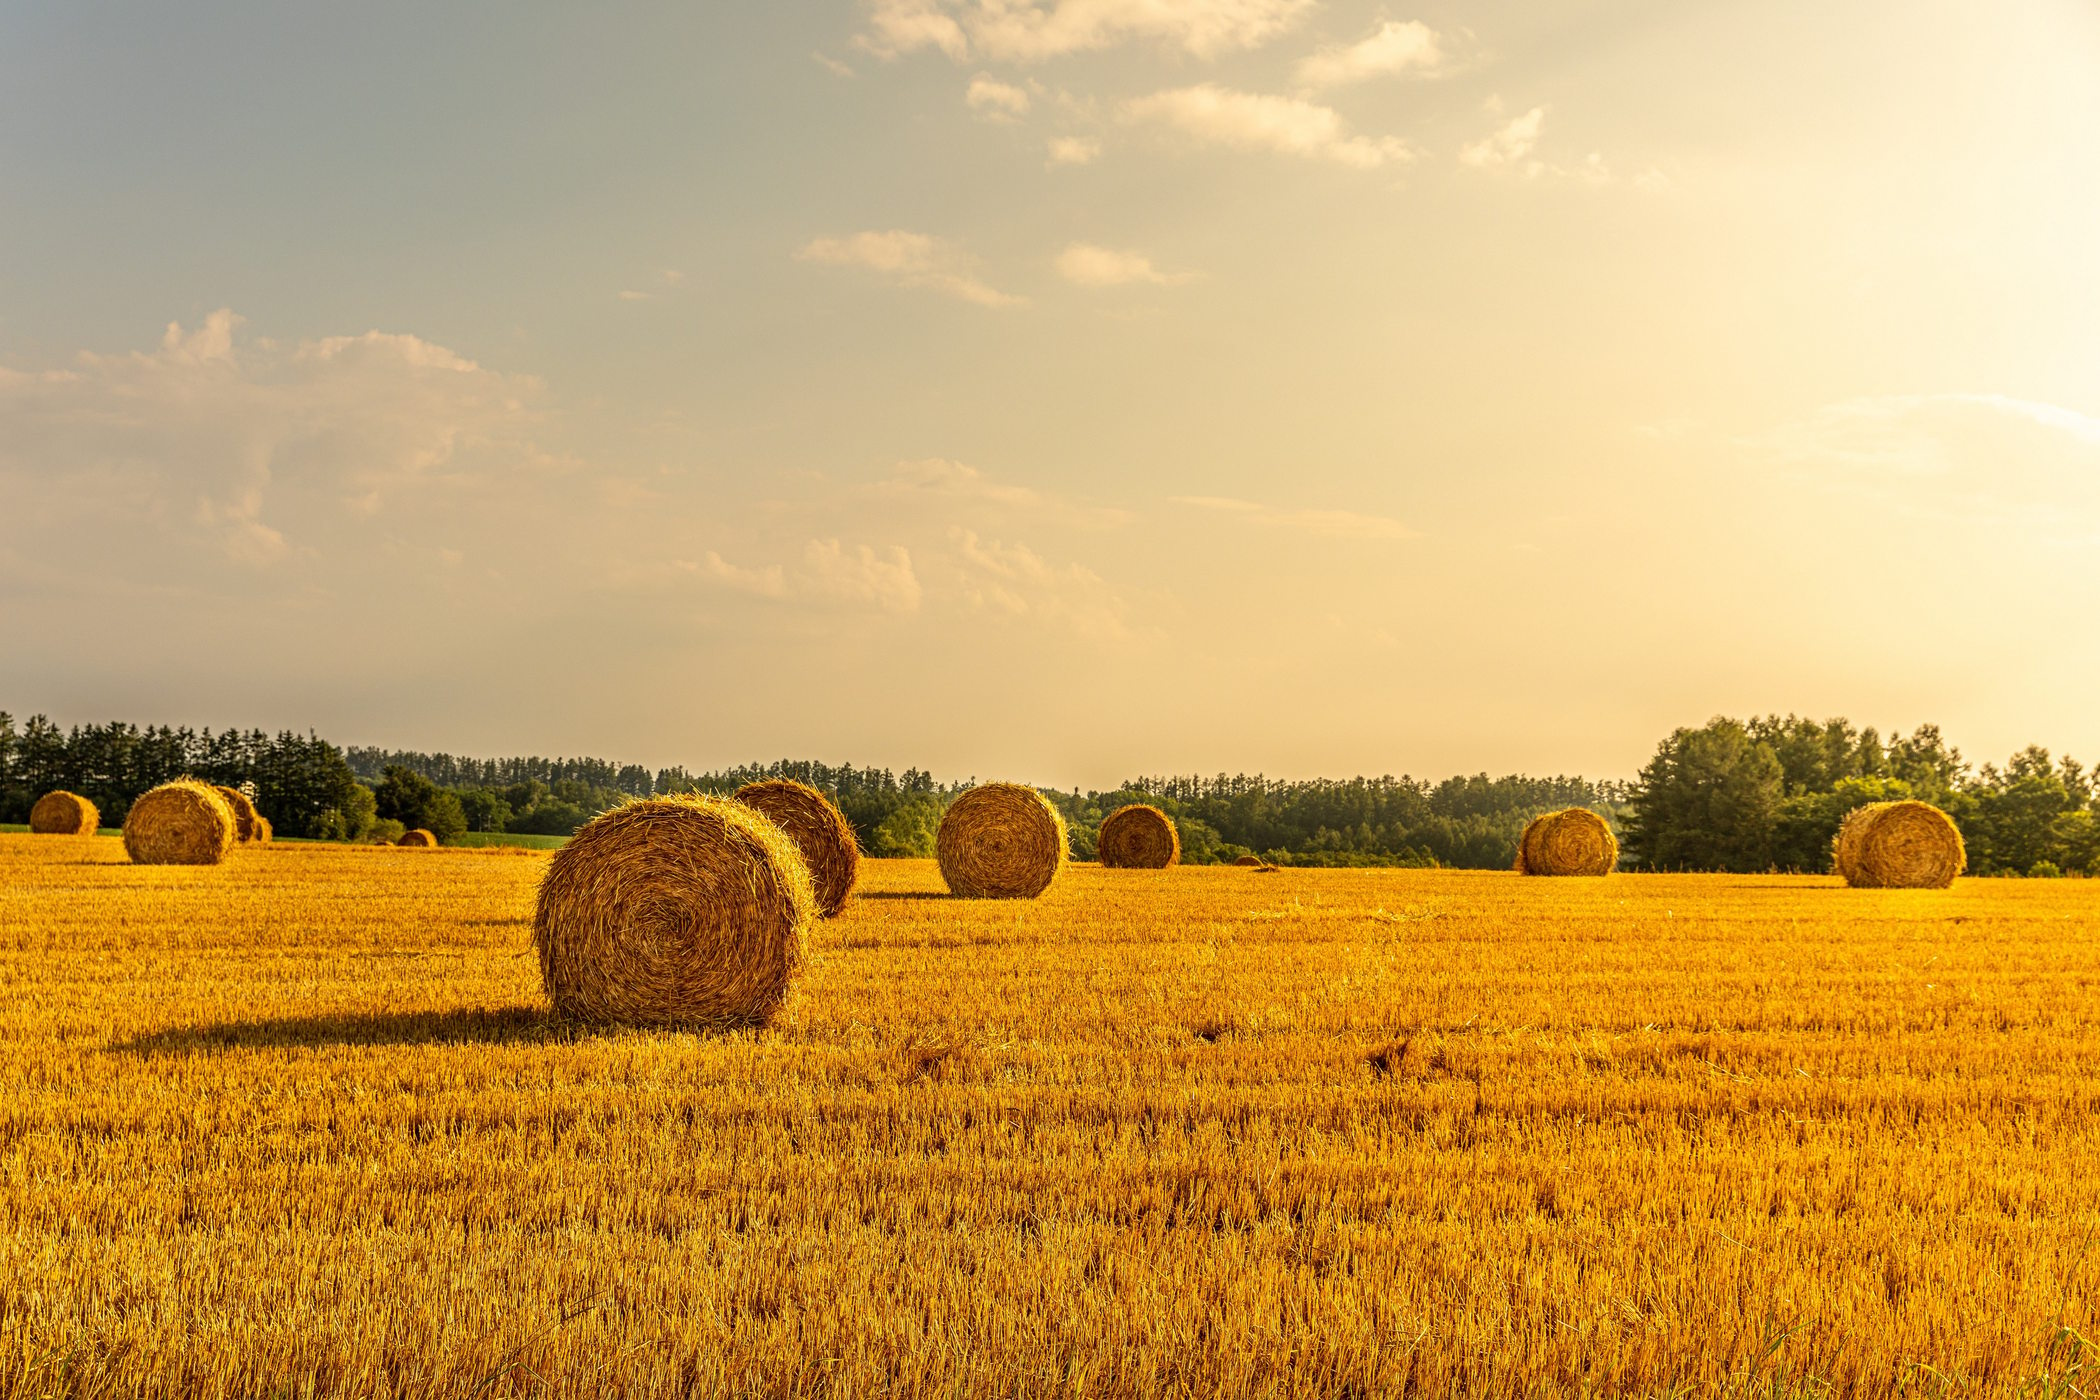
0 835 2095 1397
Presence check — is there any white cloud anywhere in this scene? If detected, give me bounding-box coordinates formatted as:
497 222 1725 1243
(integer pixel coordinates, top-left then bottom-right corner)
1459 104 1546 171
860 0 1313 63
966 73 1031 119
1125 84 1413 168
874 458 1132 526
797 230 1027 308
950 529 1131 637
1172 494 1418 540
1055 243 1193 287
617 289 651 302
1296 20 1442 87
813 51 856 77
690 540 921 613
1047 135 1102 166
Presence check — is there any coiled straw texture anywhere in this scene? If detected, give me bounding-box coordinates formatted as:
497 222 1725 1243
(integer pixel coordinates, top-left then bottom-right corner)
937 783 1068 899
734 779 860 917
122 779 236 866
1514 808 1619 876
214 786 263 843
1832 800 1965 888
1097 804 1180 869
534 795 815 1029
29 791 99 835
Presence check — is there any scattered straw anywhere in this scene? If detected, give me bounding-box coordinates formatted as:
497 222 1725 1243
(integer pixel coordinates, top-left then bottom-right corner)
735 779 860 917
1098 804 1180 869
1833 800 1965 888
122 779 236 866
534 795 814 1029
1515 809 1618 876
937 784 1067 899
29 791 99 836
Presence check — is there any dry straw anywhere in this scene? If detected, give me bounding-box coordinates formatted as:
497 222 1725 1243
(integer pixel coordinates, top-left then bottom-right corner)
29 791 99 836
397 829 438 848
1514 808 1619 876
1232 853 1267 868
1097 804 1180 869
734 779 860 917
122 779 236 866
937 783 1068 899
213 786 263 843
534 795 814 1029
254 815 274 844
1832 800 1966 888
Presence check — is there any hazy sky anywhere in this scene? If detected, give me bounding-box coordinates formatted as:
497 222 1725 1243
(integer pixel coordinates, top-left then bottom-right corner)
3 0 2097 788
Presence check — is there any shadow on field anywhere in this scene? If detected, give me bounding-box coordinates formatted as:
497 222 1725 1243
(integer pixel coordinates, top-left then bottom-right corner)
112 1005 574 1056
855 891 954 901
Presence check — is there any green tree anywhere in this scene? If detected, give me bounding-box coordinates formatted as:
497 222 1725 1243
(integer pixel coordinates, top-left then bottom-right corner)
1623 718 1784 872
373 765 468 843
456 788 513 834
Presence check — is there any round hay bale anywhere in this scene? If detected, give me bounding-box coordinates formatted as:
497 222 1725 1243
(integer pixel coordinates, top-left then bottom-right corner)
122 779 236 866
936 783 1067 899
397 828 438 848
534 795 814 1029
734 779 860 917
213 786 263 843
1514 808 1618 876
1832 800 1965 889
29 791 99 835
1097 804 1180 869
254 814 274 844
1232 853 1266 868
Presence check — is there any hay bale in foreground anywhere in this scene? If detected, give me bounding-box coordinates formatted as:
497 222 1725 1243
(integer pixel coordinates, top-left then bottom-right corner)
734 779 860 917
1833 800 1965 888
1097 804 1180 869
936 784 1067 899
397 828 438 848
1515 808 1618 876
122 780 236 866
29 791 99 835
1232 853 1267 868
213 786 263 843
534 795 815 1028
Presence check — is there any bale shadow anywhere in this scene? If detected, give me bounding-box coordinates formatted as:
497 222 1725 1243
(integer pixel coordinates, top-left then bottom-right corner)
113 1004 577 1056
854 891 955 901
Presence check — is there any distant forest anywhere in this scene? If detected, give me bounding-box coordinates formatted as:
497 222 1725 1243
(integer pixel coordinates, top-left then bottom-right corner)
3 710 2094 874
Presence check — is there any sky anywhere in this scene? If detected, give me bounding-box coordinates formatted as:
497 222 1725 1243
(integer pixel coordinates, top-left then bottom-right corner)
2 0 2097 789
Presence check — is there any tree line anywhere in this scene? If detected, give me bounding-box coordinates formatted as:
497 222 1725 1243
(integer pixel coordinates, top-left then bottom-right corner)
7 707 2095 873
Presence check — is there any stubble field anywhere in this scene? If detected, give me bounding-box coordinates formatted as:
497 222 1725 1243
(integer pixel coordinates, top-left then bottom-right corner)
1 835 2095 1398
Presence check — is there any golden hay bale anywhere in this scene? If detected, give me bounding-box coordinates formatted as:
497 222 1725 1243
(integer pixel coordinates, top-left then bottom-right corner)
936 783 1068 899
534 795 814 1029
1514 808 1619 876
1232 853 1267 868
1832 800 1965 889
397 828 438 848
254 814 274 844
29 791 99 835
1097 804 1180 869
734 779 860 918
213 786 263 842
122 779 236 866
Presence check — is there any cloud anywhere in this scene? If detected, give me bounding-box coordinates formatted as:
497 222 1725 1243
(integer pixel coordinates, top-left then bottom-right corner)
859 0 1313 63
950 529 1131 637
0 309 546 571
797 230 1027 308
813 51 856 77
1047 135 1101 166
1055 243 1193 287
873 458 1133 526
1125 84 1413 168
1172 494 1418 540
1459 104 1546 171
966 73 1031 119
1296 20 1442 87
690 540 921 613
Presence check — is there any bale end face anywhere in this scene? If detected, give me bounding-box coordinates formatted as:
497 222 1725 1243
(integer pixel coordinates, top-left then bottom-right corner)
1515 809 1618 876
397 829 438 848
534 795 815 1029
937 783 1068 899
29 791 100 836
122 780 236 866
213 786 263 843
1833 800 1965 888
734 779 860 917
1097 804 1180 869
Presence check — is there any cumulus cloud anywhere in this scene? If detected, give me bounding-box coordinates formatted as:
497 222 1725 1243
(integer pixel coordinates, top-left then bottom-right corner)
797 230 1027 308
1459 104 1546 171
1047 135 1102 166
860 0 1313 63
1296 19 1442 87
1172 494 1418 540
950 528 1131 637
1125 84 1413 168
1055 243 1193 287
689 540 922 613
966 73 1031 119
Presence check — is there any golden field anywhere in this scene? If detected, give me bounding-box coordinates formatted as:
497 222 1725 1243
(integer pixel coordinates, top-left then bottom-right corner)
1 834 2095 1398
